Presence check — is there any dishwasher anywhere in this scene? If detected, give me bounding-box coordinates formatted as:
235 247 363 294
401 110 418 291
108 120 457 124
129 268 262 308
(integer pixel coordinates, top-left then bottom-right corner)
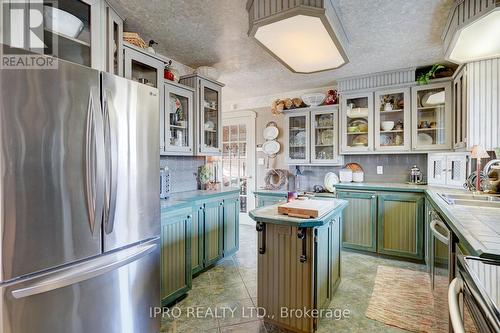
429 210 454 332
450 255 500 333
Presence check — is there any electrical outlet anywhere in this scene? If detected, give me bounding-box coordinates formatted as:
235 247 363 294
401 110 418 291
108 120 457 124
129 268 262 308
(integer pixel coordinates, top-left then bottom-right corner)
377 166 383 175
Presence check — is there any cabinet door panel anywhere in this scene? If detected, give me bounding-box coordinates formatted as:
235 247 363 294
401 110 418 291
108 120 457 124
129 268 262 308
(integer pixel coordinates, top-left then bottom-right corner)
378 193 424 260
191 205 204 274
315 223 331 309
340 92 374 153
223 196 240 257
330 217 341 292
256 195 287 208
337 191 377 252
204 200 224 266
285 111 310 164
161 211 192 305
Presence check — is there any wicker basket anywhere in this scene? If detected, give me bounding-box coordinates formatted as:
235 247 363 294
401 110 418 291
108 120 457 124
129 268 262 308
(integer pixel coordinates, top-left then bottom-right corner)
123 32 147 49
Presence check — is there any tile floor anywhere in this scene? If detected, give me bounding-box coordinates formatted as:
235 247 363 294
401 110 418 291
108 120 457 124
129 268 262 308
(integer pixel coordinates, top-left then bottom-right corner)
161 224 427 333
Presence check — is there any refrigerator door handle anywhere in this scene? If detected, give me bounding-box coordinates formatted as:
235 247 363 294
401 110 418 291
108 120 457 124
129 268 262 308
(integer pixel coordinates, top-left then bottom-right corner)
85 87 106 235
11 242 157 299
103 90 118 234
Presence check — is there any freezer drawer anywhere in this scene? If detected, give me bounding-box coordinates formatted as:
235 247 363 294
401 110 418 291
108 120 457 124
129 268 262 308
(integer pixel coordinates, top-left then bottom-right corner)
0 238 160 333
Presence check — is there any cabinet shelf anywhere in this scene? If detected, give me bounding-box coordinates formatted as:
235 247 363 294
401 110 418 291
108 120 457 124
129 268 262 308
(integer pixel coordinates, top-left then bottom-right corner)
380 129 404 133
169 125 187 129
379 109 404 113
417 128 444 131
44 28 91 47
347 132 368 135
417 105 445 111
314 126 334 130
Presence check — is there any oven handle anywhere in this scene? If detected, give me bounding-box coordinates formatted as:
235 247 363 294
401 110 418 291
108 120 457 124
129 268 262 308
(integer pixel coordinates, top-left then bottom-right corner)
430 220 449 245
449 277 465 333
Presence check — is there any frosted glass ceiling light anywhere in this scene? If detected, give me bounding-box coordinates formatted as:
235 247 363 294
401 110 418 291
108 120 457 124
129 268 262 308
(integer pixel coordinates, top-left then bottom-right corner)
443 1 500 63
247 0 349 74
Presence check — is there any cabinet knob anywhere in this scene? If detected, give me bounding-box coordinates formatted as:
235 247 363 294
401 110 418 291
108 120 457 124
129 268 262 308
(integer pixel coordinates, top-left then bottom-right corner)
371 195 376 198
219 202 224 206
187 215 192 219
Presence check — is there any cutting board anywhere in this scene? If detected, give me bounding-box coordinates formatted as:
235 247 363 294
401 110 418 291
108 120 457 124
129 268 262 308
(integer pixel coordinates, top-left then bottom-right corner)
278 199 334 219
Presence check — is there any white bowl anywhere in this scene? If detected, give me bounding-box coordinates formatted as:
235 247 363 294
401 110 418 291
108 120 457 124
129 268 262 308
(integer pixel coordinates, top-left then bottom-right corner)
195 66 219 80
381 121 395 132
301 93 326 107
43 6 84 38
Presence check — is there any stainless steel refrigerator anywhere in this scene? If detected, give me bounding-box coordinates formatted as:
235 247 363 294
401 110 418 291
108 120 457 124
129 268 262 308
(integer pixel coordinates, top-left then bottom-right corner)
0 59 160 333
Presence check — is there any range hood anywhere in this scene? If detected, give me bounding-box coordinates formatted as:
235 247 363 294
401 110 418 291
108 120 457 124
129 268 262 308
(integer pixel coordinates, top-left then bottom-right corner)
443 0 500 63
246 0 349 74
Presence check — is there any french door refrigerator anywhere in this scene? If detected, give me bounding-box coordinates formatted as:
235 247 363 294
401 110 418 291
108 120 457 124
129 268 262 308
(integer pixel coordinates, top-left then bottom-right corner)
0 59 160 333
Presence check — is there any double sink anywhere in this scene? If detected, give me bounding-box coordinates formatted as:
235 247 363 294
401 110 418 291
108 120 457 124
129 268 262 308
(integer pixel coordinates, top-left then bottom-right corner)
439 193 500 208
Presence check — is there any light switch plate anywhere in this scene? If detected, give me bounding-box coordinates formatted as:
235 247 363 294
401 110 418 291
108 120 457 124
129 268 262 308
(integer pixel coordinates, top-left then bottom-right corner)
377 166 383 175
258 158 265 165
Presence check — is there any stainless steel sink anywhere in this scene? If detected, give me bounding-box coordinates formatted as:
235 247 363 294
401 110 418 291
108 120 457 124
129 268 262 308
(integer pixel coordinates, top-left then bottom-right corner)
438 193 500 208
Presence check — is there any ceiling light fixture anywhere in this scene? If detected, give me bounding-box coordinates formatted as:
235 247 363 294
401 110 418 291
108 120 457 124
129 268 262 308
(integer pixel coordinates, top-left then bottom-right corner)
246 0 349 74
443 0 500 63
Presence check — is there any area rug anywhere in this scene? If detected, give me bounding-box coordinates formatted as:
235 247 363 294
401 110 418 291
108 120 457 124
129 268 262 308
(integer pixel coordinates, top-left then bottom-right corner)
365 265 444 333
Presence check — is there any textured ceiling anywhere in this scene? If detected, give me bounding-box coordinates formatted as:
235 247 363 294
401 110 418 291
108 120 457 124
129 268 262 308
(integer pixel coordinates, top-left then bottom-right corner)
115 0 454 103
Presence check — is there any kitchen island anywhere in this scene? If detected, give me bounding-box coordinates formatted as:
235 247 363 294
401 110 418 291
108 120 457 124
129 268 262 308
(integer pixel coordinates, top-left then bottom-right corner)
249 199 348 333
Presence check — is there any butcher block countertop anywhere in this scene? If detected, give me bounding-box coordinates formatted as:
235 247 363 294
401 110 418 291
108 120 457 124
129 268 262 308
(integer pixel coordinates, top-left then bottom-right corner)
249 198 348 227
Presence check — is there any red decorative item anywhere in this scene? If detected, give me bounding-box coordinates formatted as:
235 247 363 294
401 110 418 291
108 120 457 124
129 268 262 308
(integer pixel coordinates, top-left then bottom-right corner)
164 70 175 81
324 89 338 105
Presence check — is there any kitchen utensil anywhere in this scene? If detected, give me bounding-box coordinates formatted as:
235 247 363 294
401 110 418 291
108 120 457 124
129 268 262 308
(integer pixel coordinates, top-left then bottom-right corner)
420 91 445 106
294 131 306 145
313 185 325 193
352 171 364 183
383 103 393 111
381 121 395 131
349 118 368 132
204 120 215 130
352 135 368 146
263 125 279 140
318 114 333 127
278 199 334 218
417 133 433 145
339 168 353 183
262 140 280 155
345 163 363 172
320 130 334 145
348 126 358 133
43 5 84 38
324 172 339 192
301 93 326 106
395 120 404 130
409 165 423 184
347 108 369 118
195 66 220 80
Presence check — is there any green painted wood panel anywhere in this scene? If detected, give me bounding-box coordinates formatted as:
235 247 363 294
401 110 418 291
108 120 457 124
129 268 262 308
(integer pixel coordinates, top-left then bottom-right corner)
223 196 240 257
204 199 223 266
256 194 288 207
191 204 204 275
378 193 424 260
337 191 377 252
315 223 330 309
160 209 192 305
330 217 341 293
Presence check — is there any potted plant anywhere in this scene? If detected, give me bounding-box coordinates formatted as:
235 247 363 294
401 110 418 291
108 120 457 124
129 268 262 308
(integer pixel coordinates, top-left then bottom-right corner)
416 64 445 85
198 165 212 190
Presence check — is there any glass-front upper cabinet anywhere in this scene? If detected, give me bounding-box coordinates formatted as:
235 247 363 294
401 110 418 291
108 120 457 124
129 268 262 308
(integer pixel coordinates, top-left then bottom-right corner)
106 4 123 76
341 92 374 153
163 82 194 155
200 80 222 154
374 88 411 151
285 111 310 164
412 82 452 151
310 107 342 164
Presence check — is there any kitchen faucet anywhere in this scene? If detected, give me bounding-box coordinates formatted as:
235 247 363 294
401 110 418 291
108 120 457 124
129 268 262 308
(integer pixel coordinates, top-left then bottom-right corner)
483 159 500 177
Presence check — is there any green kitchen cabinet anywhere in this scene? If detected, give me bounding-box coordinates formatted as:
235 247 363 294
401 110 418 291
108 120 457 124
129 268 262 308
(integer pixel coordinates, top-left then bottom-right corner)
337 191 377 253
203 198 224 267
191 204 205 275
377 193 424 260
223 196 240 257
161 206 192 306
315 216 343 310
255 192 288 208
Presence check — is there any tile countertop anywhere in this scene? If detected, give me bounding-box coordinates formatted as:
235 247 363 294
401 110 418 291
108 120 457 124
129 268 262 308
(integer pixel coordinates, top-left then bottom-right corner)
161 187 240 211
335 182 500 260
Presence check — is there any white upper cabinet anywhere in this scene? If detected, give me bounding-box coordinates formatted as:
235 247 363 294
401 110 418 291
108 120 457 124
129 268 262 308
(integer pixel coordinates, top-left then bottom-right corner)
340 92 374 153
285 110 311 165
179 74 225 156
411 82 452 151
284 105 342 165
310 107 342 165
163 82 195 155
374 88 411 152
